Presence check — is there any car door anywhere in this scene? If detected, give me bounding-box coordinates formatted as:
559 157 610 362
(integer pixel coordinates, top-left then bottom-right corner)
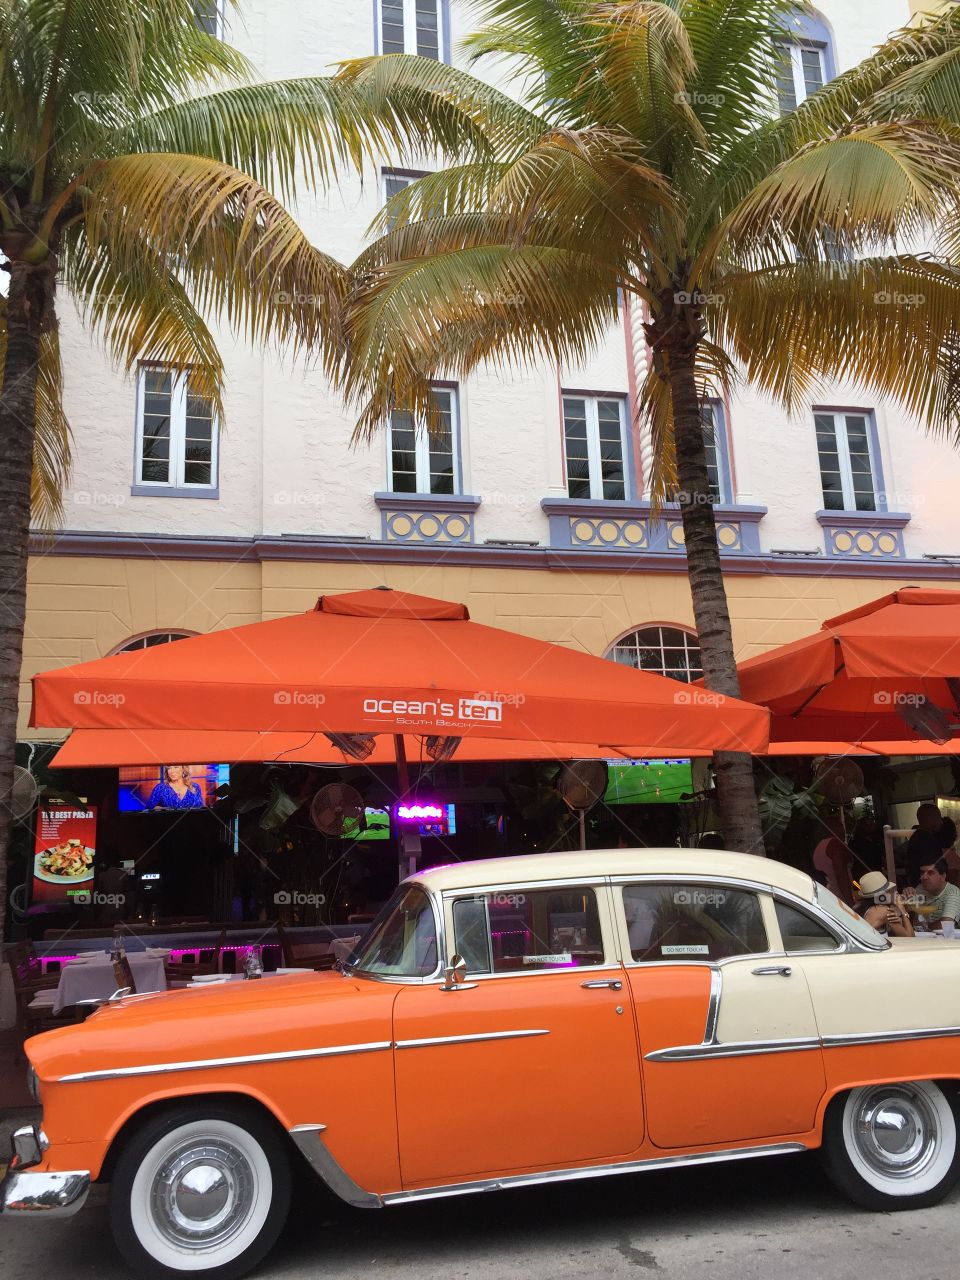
392 882 645 1189
616 878 827 1149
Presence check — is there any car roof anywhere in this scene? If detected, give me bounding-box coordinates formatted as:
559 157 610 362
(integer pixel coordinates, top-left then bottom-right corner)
416 848 816 900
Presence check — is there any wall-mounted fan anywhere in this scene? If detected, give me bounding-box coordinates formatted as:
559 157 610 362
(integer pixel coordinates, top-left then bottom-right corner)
309 783 364 838
813 757 865 806
10 765 38 822
557 760 609 850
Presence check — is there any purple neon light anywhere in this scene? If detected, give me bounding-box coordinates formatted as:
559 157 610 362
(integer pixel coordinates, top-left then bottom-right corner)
396 802 444 821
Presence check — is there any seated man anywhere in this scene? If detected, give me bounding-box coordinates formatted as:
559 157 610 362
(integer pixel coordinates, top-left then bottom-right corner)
910 858 960 930
855 871 914 937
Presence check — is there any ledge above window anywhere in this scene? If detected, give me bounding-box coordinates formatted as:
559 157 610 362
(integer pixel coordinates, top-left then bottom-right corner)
816 509 911 560
541 498 767 554
374 492 481 545
130 483 220 500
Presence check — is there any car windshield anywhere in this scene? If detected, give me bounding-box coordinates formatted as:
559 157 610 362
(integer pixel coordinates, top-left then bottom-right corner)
814 883 889 949
346 884 439 978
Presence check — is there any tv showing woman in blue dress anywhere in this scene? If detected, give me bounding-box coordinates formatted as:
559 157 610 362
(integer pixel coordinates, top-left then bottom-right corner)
147 765 205 810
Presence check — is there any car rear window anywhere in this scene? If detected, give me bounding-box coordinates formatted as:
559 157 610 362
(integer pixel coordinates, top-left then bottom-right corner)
622 883 767 962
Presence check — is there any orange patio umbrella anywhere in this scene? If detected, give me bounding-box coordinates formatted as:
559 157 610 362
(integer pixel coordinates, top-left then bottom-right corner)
49 729 715 769
32 588 768 755
735 587 960 747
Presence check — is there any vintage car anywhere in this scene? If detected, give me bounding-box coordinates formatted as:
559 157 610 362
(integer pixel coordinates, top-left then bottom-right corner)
5 849 960 1279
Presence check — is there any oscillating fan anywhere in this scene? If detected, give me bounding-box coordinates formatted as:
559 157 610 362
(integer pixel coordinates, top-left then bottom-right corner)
309 783 365 838
10 765 38 822
813 757 865 806
557 760 609 850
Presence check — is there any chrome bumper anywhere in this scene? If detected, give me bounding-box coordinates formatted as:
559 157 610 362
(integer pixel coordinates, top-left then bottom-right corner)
0 1126 90 1218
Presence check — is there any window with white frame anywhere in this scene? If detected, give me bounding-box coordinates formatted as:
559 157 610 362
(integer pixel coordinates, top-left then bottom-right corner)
379 0 444 59
607 626 703 683
135 366 218 491
193 0 223 37
562 394 627 501
774 39 826 112
672 402 730 505
388 386 459 494
382 169 428 204
814 411 879 512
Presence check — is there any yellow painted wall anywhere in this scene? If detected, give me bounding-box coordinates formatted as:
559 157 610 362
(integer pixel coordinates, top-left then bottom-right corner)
21 553 957 740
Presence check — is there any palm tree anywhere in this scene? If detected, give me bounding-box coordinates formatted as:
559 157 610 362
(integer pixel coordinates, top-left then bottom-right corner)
0 0 491 938
335 0 960 852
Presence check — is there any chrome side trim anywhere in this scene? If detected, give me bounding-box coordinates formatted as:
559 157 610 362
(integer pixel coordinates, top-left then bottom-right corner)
647 1024 960 1062
289 1124 382 1209
703 967 722 1044
395 1029 550 1050
1 1168 91 1217
821 1025 960 1049
55 1040 393 1083
646 1036 822 1063
381 1141 808 1205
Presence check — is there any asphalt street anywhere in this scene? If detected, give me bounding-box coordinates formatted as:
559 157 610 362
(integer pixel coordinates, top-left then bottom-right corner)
1 1137 956 1280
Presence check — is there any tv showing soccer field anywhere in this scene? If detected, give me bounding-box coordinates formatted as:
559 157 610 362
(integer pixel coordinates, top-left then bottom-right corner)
604 759 693 805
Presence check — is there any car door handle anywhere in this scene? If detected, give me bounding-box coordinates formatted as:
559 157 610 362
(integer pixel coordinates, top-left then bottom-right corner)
751 965 792 977
581 979 623 990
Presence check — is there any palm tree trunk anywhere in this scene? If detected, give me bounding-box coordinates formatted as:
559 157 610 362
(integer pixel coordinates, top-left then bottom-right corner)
0 260 47 941
667 343 765 855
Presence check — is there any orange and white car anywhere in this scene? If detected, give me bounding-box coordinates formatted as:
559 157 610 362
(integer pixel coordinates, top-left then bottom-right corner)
6 849 960 1279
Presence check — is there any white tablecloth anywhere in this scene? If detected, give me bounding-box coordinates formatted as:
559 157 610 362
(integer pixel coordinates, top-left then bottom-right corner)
55 953 167 1013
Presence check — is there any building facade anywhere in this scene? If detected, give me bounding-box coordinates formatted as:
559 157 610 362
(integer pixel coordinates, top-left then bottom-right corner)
20 0 960 741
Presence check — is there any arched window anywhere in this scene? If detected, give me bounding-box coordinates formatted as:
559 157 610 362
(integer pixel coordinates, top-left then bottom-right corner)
606 625 702 683
110 630 196 655
774 8 837 114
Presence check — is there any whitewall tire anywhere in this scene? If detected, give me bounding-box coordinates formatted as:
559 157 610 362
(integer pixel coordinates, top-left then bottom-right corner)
820 1081 960 1211
110 1104 292 1280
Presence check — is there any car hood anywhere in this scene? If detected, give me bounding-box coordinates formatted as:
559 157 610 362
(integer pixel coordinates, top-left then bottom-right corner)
27 969 393 1084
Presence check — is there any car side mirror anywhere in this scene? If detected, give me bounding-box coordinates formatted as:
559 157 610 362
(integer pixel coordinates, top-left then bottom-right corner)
441 953 476 992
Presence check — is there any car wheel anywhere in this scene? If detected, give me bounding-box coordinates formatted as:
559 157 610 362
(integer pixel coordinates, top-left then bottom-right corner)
110 1103 292 1280
820 1081 960 1211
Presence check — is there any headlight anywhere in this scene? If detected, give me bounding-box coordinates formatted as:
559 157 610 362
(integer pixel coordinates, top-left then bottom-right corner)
26 1065 40 1104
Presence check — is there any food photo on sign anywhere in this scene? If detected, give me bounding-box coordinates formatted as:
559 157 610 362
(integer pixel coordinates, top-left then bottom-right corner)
31 802 98 905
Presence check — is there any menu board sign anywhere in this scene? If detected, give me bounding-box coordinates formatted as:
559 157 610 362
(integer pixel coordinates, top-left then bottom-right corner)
31 804 98 905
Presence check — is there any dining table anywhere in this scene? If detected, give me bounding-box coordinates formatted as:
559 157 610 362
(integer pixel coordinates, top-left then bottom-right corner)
54 950 169 1014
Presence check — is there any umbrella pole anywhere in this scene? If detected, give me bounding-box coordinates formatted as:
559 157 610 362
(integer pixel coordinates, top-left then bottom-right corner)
394 734 421 882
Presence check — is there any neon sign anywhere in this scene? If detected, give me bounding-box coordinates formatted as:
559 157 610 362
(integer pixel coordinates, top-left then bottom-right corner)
395 803 444 822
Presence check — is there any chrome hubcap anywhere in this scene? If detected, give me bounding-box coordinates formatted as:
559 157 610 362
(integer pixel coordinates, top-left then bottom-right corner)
151 1139 255 1249
853 1086 939 1179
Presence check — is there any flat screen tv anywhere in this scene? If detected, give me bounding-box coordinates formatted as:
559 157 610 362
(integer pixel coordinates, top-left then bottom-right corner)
119 764 230 813
344 807 392 842
604 759 693 806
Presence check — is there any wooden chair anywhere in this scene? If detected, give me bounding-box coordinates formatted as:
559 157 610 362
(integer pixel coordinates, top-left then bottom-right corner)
275 922 337 971
163 930 225 982
7 942 70 1041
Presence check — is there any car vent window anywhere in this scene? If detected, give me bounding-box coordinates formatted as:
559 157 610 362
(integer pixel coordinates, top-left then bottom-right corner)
775 900 840 952
452 897 494 974
622 884 767 962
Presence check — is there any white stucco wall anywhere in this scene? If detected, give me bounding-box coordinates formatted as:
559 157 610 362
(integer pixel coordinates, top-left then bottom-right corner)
52 0 960 562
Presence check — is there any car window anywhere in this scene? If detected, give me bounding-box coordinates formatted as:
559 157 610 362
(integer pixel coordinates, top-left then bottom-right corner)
452 887 604 974
622 883 767 962
814 882 888 949
775 900 840 952
350 885 438 977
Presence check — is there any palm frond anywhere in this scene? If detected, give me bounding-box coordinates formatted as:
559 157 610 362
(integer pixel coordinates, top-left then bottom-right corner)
81 152 350 362
711 255 960 435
